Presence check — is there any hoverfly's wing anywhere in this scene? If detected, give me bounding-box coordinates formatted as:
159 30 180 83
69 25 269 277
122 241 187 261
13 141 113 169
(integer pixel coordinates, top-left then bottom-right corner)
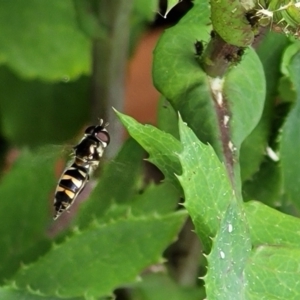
32 144 74 166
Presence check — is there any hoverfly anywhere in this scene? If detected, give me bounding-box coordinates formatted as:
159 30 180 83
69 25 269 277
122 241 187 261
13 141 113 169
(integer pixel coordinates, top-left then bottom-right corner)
53 120 110 220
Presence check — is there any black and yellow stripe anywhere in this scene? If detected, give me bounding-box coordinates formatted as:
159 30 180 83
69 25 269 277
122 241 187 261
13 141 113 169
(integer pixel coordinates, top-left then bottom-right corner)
53 163 89 220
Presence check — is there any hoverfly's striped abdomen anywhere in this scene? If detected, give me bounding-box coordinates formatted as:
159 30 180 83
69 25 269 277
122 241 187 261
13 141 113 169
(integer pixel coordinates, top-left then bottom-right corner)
53 119 110 220
53 163 89 220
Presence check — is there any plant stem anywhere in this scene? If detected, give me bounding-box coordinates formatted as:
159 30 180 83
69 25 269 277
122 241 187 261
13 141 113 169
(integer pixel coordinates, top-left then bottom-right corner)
167 218 202 286
91 0 134 158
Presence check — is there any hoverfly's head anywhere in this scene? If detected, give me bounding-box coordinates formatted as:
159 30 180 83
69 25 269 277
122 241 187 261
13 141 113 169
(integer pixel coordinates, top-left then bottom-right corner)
84 119 110 148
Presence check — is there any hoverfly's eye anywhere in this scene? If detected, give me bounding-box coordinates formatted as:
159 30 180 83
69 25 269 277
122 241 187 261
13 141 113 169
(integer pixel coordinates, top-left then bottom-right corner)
96 130 110 145
85 126 95 135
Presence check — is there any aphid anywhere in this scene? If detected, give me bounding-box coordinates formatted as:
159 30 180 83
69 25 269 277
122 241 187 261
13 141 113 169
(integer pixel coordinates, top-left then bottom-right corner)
224 53 235 63
194 40 204 57
53 120 110 220
237 47 245 57
224 47 246 64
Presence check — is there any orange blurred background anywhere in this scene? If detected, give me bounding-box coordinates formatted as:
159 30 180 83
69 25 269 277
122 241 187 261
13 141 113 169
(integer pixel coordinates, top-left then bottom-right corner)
125 29 161 125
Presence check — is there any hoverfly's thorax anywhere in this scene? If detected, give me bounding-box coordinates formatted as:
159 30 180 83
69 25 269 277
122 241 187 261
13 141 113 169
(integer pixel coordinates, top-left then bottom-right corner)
74 138 97 162
53 119 110 220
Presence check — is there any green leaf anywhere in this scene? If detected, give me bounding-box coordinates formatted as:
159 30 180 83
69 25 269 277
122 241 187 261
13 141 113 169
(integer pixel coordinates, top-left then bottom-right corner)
96 182 180 223
278 75 297 103
280 51 300 210
206 200 300 299
240 32 289 181
153 2 219 150
0 0 90 81
244 201 300 300
240 121 269 182
223 48 266 150
131 182 180 215
134 0 158 21
12 212 187 299
0 286 82 300
117 112 239 250
176 117 234 251
75 138 144 227
0 150 57 282
0 67 89 147
243 159 282 207
210 0 253 46
73 0 107 40
115 111 183 192
157 97 179 140
245 246 300 299
245 201 300 248
162 0 182 18
131 273 205 300
153 1 210 102
205 200 251 299
280 41 300 77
